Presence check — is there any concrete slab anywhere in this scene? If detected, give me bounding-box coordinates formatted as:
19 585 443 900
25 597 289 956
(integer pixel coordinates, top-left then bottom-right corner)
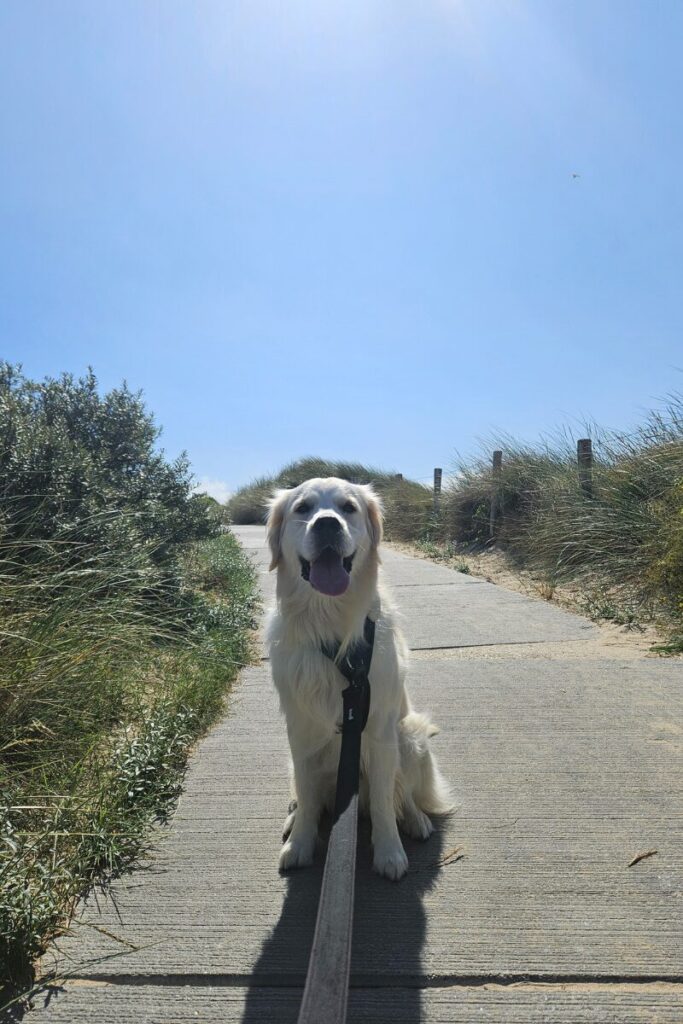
393 581 596 648
379 547 484 587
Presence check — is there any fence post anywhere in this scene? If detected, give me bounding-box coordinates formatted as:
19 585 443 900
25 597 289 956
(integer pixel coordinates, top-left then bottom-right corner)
433 468 442 512
577 438 593 497
489 450 503 541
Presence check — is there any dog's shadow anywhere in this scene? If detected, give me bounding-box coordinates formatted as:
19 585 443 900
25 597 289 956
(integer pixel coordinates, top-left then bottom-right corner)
241 812 447 1023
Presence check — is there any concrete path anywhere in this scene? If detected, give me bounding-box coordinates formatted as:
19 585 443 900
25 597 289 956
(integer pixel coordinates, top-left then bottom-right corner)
32 527 682 1022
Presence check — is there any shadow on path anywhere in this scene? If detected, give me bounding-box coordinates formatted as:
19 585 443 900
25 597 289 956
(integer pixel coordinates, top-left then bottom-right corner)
241 813 447 1024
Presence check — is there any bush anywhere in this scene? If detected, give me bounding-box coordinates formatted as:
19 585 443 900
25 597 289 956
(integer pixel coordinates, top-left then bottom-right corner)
0 363 215 564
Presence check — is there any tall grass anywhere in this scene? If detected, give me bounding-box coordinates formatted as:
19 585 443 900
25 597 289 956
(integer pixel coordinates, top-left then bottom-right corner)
227 456 434 541
440 395 683 640
0 524 257 996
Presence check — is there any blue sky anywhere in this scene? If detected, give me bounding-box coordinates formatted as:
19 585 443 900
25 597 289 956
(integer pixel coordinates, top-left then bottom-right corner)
1 1 681 496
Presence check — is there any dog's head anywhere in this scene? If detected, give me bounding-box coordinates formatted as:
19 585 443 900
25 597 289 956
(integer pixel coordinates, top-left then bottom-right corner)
266 477 383 597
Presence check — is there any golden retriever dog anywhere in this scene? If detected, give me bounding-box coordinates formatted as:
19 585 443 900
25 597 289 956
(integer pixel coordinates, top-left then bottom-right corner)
265 477 452 880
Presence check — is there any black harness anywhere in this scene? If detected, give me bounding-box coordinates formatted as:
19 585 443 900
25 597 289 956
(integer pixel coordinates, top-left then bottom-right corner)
321 616 375 743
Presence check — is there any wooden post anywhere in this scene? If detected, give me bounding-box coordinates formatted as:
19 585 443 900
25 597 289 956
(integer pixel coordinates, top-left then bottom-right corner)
433 468 442 511
489 450 503 540
577 438 593 497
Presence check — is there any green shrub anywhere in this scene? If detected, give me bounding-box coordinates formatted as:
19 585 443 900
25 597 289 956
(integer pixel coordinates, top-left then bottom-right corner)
0 363 215 564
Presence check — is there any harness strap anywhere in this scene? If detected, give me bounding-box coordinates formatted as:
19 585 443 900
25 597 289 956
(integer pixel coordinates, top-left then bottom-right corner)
320 615 375 737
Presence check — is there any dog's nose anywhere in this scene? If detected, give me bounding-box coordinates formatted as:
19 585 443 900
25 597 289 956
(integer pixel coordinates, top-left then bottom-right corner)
312 516 342 543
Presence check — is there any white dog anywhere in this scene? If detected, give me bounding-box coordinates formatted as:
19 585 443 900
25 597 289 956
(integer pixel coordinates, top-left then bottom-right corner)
265 477 452 881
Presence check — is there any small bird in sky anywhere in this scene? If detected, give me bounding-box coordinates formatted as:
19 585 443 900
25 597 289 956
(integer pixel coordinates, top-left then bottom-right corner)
572 172 581 179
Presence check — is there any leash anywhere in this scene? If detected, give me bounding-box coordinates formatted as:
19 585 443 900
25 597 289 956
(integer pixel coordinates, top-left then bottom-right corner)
296 617 375 1024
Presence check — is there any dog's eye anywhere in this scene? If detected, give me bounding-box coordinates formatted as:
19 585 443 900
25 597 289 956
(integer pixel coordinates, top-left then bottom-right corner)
341 501 357 514
294 502 311 515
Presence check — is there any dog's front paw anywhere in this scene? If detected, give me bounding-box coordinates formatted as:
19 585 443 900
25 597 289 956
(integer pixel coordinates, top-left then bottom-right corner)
279 835 315 872
373 841 409 881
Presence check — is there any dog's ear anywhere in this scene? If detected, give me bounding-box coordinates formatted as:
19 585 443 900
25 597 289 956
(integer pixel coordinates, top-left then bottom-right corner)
266 489 289 571
362 485 383 549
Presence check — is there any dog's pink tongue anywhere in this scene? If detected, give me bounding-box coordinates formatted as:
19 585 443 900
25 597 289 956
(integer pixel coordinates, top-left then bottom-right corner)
309 549 350 597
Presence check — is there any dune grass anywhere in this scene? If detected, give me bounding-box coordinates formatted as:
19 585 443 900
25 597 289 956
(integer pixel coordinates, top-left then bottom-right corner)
437 396 683 646
0 526 258 998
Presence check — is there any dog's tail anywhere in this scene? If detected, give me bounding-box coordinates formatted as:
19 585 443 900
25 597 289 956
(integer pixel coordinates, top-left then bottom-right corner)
400 712 456 816
419 760 456 816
